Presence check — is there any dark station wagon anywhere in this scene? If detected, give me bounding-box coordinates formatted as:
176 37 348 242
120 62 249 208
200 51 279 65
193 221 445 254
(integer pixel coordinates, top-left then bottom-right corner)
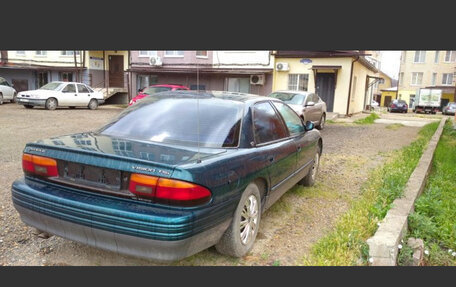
11 91 322 262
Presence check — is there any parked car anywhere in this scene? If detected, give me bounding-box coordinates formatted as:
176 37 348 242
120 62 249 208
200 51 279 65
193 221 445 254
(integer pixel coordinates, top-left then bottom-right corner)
387 99 408 113
371 100 379 109
442 102 456 115
129 84 190 105
0 77 17 104
12 91 322 262
268 90 327 129
15 81 104 110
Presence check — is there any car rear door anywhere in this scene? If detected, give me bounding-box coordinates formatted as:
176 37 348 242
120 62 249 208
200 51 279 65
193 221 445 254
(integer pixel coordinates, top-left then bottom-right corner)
252 101 297 203
76 84 91 106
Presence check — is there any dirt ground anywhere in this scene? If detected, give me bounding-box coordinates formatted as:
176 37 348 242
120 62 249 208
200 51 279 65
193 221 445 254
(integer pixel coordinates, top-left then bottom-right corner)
0 103 423 266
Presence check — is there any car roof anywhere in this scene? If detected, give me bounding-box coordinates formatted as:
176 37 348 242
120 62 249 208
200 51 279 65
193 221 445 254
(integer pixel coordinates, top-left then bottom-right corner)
139 90 277 104
48 81 88 85
146 84 188 88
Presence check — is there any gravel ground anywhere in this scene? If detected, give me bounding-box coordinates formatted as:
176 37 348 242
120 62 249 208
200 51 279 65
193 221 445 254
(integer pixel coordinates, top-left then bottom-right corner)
0 103 422 266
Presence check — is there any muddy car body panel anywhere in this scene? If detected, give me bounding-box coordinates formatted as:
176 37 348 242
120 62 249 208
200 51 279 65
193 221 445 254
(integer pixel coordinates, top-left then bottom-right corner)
12 91 322 261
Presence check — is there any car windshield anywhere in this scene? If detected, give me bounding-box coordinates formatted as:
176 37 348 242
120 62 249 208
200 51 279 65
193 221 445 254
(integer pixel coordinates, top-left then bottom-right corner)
39 82 64 91
142 86 173 95
98 96 244 148
269 92 306 105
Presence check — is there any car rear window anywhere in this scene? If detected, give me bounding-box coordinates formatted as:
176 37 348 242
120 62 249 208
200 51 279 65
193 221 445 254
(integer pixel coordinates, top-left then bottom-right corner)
98 97 244 148
269 92 306 105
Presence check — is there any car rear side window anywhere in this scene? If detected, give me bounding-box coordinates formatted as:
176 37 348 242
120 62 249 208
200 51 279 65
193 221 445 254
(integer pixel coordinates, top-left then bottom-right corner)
253 102 288 144
77 84 90 93
272 102 305 135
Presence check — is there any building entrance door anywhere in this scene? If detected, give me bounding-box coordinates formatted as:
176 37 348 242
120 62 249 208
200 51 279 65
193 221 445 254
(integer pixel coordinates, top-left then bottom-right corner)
109 55 124 87
315 73 335 112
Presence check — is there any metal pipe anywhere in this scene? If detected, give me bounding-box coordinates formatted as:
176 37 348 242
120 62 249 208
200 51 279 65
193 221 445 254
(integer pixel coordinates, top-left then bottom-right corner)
346 55 360 116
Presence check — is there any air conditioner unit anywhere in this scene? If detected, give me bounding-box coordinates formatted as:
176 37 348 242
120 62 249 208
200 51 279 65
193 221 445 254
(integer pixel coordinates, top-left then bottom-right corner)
149 56 162 66
275 62 289 71
250 74 265 85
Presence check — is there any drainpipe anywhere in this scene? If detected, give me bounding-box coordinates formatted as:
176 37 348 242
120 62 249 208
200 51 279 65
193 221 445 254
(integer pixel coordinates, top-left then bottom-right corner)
346 56 360 116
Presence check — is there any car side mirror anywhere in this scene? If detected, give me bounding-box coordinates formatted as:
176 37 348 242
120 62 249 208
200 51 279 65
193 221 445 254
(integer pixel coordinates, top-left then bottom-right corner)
306 101 315 107
305 121 314 131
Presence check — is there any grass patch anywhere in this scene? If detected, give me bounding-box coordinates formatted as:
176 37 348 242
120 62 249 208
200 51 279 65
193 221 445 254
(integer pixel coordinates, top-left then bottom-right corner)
301 121 440 266
401 121 456 266
385 123 404 130
354 113 380 125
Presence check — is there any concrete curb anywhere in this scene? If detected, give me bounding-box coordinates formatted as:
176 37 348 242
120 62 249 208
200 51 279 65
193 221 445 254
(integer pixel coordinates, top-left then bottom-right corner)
366 117 447 266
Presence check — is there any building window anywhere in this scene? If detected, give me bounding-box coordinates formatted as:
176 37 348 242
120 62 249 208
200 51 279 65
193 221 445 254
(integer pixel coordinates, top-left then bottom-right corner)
431 73 437 86
16 51 25 56
196 51 208 57
414 51 426 63
35 51 47 56
61 51 80 56
164 51 184 57
227 78 250 93
138 51 157 57
60 72 73 82
287 74 309 91
411 72 423 85
434 51 440 63
136 75 158 91
444 51 456 62
399 72 404 86
37 72 48 87
442 73 453 85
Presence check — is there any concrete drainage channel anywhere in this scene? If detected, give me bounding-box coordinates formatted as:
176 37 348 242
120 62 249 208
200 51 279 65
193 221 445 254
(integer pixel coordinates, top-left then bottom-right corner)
366 117 447 266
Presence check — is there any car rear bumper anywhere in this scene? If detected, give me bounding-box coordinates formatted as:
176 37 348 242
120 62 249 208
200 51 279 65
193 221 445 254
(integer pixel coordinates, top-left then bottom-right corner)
16 98 46 106
12 177 232 262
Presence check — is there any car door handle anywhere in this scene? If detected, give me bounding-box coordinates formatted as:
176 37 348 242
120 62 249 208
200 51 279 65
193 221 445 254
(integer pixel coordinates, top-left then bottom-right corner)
268 156 274 163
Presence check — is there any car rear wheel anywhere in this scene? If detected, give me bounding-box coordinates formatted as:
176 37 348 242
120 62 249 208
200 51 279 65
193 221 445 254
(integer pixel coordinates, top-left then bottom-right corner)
88 99 98 110
316 113 326 130
45 98 57 110
215 182 261 258
24 105 34 109
299 144 321 187
0 94 3 105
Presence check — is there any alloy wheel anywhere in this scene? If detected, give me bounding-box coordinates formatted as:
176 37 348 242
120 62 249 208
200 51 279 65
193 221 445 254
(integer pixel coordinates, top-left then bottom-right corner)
239 195 259 245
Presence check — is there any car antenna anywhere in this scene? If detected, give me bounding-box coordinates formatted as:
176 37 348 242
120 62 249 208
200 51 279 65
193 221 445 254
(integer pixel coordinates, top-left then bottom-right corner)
196 60 202 164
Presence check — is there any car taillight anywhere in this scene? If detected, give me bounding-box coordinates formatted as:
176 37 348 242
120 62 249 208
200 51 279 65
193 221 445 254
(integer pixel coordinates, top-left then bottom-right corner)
22 153 58 177
128 173 211 206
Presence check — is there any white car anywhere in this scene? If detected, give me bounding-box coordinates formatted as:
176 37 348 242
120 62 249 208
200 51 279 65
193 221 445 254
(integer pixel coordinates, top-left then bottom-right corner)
16 81 104 110
0 77 17 104
371 100 379 108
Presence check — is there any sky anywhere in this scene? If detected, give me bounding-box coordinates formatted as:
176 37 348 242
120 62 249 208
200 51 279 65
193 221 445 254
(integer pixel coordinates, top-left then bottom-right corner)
379 51 401 80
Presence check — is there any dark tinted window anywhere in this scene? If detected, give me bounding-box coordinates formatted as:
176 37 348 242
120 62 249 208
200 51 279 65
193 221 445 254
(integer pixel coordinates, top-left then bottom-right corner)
253 102 288 144
272 102 305 135
0 78 8 86
62 84 76 93
99 97 244 148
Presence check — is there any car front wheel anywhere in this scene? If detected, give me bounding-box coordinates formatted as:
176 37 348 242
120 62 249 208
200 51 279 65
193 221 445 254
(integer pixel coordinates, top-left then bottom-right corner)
45 98 57 110
215 182 261 258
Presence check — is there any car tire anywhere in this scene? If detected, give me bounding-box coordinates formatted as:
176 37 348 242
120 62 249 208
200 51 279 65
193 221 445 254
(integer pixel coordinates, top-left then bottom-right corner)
24 105 34 109
316 113 326 130
0 94 3 105
215 182 261 258
88 99 98 110
299 144 321 187
45 98 57 110
12 93 17 103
